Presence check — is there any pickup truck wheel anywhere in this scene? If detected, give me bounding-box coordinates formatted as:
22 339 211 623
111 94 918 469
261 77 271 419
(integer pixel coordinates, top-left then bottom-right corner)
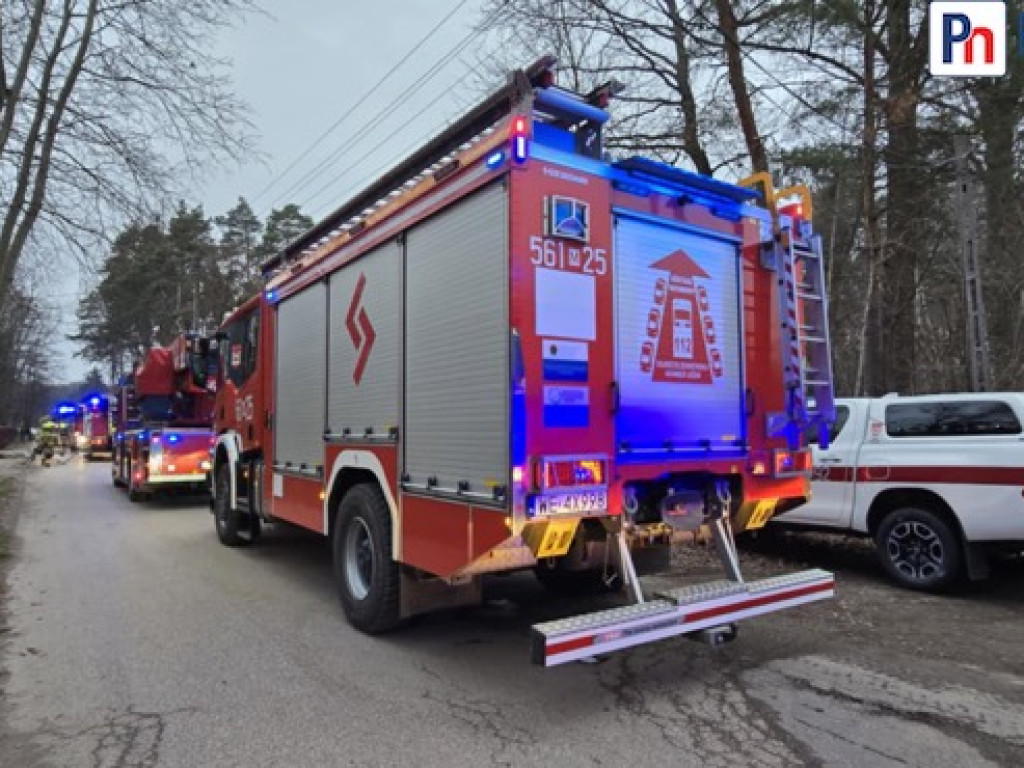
333 484 400 634
214 464 246 547
876 507 962 591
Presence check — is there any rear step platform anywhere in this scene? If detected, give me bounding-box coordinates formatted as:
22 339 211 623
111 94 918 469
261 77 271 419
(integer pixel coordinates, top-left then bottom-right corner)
531 569 834 666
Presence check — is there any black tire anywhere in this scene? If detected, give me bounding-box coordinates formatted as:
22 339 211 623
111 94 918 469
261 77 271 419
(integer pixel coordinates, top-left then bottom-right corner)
875 507 962 591
213 464 246 547
332 484 400 633
126 457 145 502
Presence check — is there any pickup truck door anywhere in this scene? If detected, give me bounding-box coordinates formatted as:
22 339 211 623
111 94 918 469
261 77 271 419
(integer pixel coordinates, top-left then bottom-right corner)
784 402 859 526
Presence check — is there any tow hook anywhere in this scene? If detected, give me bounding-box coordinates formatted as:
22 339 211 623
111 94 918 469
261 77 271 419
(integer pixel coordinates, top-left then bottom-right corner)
687 623 738 647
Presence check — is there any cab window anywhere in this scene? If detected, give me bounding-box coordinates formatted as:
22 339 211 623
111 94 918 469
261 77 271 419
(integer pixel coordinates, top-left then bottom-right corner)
224 311 259 388
885 400 1022 437
811 405 850 445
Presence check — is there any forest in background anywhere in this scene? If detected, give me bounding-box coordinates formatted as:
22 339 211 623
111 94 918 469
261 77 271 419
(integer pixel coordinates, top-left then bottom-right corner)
481 0 1024 397
3 1 1024 427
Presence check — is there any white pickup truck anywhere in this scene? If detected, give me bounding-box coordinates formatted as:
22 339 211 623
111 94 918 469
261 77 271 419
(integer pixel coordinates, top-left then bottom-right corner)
774 393 1024 590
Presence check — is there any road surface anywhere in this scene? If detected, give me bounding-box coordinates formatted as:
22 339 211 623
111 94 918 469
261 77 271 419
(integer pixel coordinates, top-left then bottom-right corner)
1 459 1023 767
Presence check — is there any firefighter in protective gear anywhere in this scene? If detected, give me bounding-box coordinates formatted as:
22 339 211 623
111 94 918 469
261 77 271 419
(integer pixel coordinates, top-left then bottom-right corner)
34 418 59 466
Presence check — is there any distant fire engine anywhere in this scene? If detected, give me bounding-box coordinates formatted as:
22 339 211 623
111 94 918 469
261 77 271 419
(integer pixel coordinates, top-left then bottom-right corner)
211 57 837 665
81 394 113 460
112 334 219 501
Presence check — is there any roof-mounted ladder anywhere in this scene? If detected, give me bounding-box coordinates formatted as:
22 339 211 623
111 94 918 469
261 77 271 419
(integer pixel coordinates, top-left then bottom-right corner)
261 56 561 278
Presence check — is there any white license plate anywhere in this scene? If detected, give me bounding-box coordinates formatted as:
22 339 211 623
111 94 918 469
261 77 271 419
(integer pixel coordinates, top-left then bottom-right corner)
533 490 608 516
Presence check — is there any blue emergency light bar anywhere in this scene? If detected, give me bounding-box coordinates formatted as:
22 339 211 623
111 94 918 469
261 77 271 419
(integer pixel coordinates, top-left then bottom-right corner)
614 157 761 205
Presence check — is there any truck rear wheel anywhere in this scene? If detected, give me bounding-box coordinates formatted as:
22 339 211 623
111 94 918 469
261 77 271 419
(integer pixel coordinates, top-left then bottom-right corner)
214 464 246 547
332 484 400 633
875 507 962 591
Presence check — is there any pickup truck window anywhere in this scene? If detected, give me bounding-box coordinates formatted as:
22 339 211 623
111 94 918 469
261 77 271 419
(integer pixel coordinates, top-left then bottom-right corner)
885 400 1022 437
811 404 849 445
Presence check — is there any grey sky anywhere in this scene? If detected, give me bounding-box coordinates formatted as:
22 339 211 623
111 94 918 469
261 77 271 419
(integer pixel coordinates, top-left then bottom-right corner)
57 0 490 383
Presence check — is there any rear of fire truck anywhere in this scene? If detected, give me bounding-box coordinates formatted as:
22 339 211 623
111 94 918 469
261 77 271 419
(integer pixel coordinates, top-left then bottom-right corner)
211 57 836 665
82 394 113 460
113 335 218 502
500 68 837 665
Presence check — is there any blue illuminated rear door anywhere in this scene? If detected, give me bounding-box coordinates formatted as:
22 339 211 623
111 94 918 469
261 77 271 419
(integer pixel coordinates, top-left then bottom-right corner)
613 214 745 460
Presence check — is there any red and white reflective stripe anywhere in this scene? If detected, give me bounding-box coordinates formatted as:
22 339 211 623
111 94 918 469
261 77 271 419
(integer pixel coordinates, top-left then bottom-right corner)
541 576 834 665
817 465 1024 486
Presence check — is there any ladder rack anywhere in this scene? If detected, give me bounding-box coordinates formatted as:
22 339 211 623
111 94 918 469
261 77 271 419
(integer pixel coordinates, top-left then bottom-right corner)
261 56 558 278
739 174 836 449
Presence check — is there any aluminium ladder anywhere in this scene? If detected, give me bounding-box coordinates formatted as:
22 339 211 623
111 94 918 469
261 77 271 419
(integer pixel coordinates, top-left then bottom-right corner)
740 174 836 450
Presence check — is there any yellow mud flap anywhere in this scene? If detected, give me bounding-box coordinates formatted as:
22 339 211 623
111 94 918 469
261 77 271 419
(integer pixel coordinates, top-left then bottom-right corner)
530 569 835 666
735 499 778 533
522 518 580 559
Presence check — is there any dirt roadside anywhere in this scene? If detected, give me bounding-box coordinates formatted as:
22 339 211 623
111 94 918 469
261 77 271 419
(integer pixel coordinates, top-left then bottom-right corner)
0 448 35 654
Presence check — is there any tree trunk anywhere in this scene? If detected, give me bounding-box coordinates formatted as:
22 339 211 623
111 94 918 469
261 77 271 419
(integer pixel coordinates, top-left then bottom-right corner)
713 0 769 173
855 0 882 396
975 77 1023 388
879 0 924 394
665 0 713 175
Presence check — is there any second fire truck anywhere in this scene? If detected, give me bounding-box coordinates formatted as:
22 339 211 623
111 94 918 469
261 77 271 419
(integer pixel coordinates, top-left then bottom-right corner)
210 58 837 665
113 334 219 501
81 394 113 460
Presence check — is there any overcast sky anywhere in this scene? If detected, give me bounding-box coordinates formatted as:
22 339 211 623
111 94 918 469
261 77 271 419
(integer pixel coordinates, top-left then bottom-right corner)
56 0 492 383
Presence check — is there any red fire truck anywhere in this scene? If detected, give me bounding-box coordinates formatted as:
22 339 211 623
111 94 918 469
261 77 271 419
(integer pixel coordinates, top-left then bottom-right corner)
210 58 837 665
81 394 113 460
113 334 219 502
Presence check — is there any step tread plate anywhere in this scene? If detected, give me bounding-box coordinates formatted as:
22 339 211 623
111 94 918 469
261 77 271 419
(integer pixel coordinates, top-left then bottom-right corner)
532 598 677 638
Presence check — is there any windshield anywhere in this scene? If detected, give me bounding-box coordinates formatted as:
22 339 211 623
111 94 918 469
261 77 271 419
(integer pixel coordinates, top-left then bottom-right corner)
190 339 219 390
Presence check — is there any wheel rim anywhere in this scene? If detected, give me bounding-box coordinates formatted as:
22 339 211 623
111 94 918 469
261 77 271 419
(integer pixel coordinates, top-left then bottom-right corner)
344 516 374 601
886 520 945 581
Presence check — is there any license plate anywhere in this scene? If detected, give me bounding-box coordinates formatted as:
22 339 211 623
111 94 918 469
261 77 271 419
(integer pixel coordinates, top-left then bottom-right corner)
533 490 608 516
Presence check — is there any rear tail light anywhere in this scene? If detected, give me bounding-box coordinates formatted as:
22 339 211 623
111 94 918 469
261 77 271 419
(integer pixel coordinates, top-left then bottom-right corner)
774 450 795 475
540 457 608 489
773 449 811 475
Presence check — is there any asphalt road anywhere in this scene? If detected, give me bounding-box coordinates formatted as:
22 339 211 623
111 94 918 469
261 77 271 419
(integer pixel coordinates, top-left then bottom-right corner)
1 459 1023 767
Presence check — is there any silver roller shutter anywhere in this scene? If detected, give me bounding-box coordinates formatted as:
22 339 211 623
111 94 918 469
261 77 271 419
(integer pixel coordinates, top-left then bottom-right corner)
275 282 327 471
404 183 508 496
328 240 401 437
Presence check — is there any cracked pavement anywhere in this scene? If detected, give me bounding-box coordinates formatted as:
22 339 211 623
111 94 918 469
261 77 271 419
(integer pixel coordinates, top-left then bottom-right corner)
1 460 1023 767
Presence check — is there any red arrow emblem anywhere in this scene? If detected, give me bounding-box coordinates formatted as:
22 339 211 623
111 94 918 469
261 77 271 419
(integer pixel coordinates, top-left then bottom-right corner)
346 274 376 385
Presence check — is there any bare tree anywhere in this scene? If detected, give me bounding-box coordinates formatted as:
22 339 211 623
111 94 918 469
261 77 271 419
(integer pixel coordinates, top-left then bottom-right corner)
0 0 255 318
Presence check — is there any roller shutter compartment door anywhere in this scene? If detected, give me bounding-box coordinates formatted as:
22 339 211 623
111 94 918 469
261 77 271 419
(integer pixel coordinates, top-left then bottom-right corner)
404 183 508 496
275 283 328 472
328 240 401 438
613 215 745 457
